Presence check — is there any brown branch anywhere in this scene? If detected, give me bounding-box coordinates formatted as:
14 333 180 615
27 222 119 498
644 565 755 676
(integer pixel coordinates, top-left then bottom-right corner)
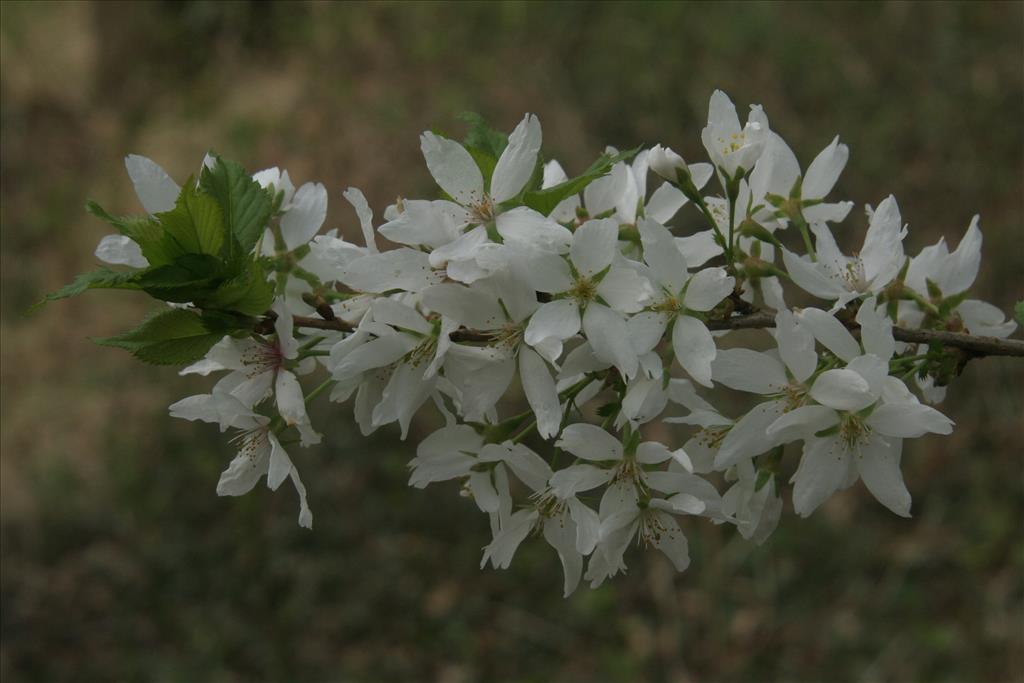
289 312 1024 358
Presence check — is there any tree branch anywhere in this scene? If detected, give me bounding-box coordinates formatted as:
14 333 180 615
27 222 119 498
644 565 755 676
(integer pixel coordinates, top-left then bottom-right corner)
289 311 1024 358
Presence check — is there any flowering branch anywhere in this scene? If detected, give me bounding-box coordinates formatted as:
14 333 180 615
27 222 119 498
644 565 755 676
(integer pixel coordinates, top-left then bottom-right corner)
43 89 1022 597
291 311 1024 357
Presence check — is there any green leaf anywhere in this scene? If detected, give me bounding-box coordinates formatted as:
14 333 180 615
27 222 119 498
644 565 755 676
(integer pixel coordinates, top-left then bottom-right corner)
155 183 225 257
520 146 641 216
1015 300 1024 327
85 200 180 266
135 254 225 303
34 268 141 309
458 112 508 185
203 260 274 316
200 156 274 255
94 308 227 365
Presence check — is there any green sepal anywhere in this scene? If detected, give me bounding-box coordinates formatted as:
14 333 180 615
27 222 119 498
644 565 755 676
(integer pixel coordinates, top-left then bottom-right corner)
520 146 641 216
1015 300 1024 327
199 155 274 256
937 289 971 317
754 468 774 492
155 181 226 257
86 200 180 266
33 268 141 309
93 308 231 365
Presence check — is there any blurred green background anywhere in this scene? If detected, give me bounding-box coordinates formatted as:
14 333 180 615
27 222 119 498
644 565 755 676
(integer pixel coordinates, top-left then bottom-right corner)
2 2 1022 681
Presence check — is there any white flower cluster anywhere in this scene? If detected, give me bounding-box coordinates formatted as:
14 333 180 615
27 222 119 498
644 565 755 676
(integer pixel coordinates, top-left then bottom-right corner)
94 90 1017 596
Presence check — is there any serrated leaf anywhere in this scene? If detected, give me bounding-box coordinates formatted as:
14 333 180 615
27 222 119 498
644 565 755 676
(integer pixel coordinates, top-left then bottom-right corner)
135 254 225 303
94 308 227 365
34 268 141 309
204 260 274 316
86 200 180 266
155 183 225 257
200 156 274 255
520 146 641 216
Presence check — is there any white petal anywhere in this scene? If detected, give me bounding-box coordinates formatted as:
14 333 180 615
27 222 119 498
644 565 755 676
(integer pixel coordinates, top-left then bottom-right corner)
378 199 462 248
683 267 734 312
125 154 180 214
639 217 689 293
675 231 723 269
782 248 847 301
711 348 787 394
583 303 638 380
958 299 1017 338
496 206 573 254
596 267 654 314
95 234 148 268
651 511 691 572
420 132 484 206
940 216 981 294
372 298 431 334
856 435 911 517
634 441 674 465
467 470 500 513
802 136 849 200
645 182 688 224
628 311 669 356
490 113 542 203
867 403 953 438
543 513 584 597
422 283 505 329
524 299 581 349
715 400 787 468
791 437 849 517
217 442 269 496
274 370 307 426
809 369 874 411
766 405 839 442
855 298 895 360
549 464 615 498
341 248 443 293
556 423 623 461
280 182 327 250
861 195 905 287
774 309 817 382
672 316 716 387
571 218 618 277
481 509 538 569
264 431 294 491
796 307 860 361
519 347 562 440
342 186 377 253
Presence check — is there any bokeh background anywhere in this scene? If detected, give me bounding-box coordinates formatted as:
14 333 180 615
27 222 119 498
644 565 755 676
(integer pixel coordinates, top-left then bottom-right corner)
2 2 1022 682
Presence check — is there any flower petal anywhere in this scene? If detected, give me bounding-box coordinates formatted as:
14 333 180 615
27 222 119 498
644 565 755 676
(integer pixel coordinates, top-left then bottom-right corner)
420 132 485 206
672 315 716 387
856 434 911 517
490 113 542 203
125 154 180 215
711 348 787 394
556 423 623 461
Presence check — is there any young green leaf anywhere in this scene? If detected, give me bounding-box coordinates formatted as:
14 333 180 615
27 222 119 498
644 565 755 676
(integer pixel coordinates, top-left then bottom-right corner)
1015 300 1024 327
34 268 141 309
203 260 275 316
458 112 509 186
93 308 228 365
156 183 226 257
520 146 641 216
200 156 274 255
86 200 180 266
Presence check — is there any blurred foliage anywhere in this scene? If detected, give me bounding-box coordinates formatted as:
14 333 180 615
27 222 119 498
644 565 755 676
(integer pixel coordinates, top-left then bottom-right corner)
1 2 1022 681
